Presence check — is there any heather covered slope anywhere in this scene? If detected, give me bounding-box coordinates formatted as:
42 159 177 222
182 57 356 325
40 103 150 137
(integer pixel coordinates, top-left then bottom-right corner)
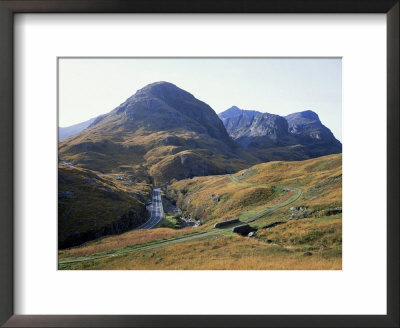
58 162 152 248
58 154 342 269
59 82 257 185
167 153 342 229
219 106 342 161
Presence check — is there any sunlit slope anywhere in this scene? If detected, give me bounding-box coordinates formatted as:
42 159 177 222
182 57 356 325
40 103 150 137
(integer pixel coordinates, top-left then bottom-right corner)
60 232 341 270
167 153 341 228
58 82 257 185
58 154 342 270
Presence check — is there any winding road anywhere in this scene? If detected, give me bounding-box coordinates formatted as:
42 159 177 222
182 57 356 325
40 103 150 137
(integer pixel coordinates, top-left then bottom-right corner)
136 188 164 229
59 179 303 266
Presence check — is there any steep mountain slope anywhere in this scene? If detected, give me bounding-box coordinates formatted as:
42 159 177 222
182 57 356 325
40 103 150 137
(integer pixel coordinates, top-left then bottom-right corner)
59 117 96 141
59 82 257 185
219 106 341 161
58 162 152 248
284 111 342 157
218 105 260 121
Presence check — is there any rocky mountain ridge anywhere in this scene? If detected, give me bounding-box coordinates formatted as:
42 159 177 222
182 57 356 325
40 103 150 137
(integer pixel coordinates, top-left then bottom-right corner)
219 106 341 161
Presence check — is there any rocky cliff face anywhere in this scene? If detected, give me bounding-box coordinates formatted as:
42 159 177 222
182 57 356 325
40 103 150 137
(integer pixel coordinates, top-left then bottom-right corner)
220 106 261 139
285 110 336 144
222 110 295 149
284 110 342 158
219 106 341 161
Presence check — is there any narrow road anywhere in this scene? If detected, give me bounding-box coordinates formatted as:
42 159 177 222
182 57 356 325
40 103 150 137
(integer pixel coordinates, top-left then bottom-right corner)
227 174 302 223
59 179 303 266
136 188 164 229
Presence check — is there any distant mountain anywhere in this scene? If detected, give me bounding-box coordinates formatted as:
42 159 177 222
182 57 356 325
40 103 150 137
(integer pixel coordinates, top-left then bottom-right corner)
59 82 257 185
218 105 260 120
59 117 96 141
219 106 341 161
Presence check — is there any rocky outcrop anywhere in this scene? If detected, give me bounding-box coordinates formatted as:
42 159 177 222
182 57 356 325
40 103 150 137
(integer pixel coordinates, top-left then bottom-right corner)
284 110 342 156
219 106 342 161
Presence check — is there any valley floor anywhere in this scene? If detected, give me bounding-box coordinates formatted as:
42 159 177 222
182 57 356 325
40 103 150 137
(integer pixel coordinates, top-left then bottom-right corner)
58 154 342 270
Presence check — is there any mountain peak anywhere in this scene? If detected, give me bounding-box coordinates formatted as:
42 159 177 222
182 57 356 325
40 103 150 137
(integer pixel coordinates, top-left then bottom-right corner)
219 106 261 119
133 81 194 102
285 110 320 123
227 105 241 112
219 106 341 160
218 106 241 119
137 81 179 92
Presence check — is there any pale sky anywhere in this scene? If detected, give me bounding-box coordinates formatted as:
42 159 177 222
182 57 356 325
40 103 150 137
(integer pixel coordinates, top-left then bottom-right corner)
59 58 342 141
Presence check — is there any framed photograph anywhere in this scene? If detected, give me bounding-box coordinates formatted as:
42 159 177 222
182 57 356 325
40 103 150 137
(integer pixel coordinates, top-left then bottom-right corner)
0 0 398 327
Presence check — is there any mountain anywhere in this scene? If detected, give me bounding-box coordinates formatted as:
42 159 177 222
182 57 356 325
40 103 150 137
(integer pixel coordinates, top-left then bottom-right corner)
59 82 257 186
58 82 260 248
218 105 260 120
59 117 96 141
58 84 341 249
219 106 341 161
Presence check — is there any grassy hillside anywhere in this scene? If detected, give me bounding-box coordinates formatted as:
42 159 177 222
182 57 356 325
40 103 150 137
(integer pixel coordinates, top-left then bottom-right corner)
167 153 341 227
58 162 152 248
59 232 340 270
59 127 254 186
59 154 342 269
58 82 259 186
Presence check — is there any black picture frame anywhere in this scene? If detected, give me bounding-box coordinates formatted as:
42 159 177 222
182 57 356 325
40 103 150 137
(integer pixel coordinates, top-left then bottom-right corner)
0 1 398 327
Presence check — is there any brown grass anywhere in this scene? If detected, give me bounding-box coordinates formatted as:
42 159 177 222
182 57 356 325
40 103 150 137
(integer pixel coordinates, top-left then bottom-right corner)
59 115 252 185
59 154 342 270
257 217 342 252
245 154 342 189
62 234 341 270
58 227 202 259
168 154 342 227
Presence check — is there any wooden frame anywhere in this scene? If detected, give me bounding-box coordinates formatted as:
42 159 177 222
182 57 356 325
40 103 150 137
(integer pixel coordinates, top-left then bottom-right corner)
0 0 398 327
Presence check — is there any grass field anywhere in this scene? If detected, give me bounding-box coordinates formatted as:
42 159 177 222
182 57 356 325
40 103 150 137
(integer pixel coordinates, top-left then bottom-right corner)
60 233 340 270
59 153 342 270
